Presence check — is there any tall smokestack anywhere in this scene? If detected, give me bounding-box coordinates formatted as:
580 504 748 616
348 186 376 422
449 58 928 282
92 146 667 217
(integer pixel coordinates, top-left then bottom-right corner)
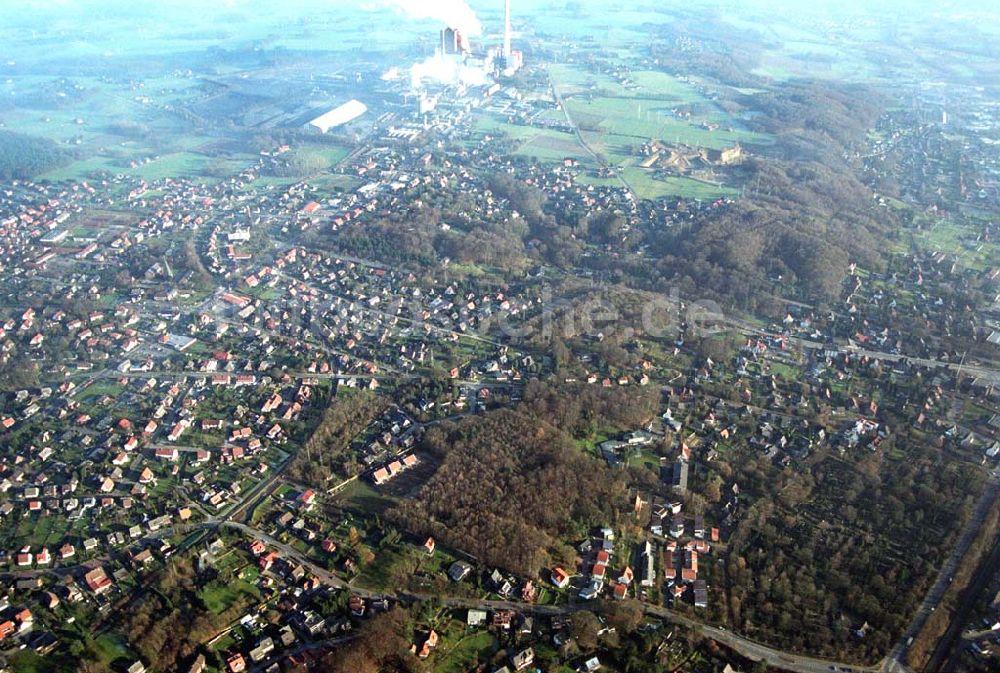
503 0 512 59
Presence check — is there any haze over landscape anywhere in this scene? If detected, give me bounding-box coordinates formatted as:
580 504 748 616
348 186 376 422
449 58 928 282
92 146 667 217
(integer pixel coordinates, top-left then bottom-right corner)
0 2 998 673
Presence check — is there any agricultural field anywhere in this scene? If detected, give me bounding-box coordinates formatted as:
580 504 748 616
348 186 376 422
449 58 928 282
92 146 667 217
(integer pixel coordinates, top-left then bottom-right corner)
471 113 592 164
544 63 770 199
472 61 768 201
619 167 738 201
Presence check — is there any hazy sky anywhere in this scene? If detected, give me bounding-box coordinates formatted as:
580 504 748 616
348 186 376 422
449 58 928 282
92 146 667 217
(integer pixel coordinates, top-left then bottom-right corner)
1 0 997 55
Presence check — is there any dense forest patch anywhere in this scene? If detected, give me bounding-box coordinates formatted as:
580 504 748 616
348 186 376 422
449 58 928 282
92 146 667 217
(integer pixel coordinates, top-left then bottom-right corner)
0 130 72 180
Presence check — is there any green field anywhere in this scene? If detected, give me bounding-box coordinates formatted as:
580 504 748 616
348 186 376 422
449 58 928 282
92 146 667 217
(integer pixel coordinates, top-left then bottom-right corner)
337 477 399 516
300 143 352 167
913 217 999 271
544 64 771 199
473 114 593 164
43 150 259 184
567 96 762 151
616 169 737 200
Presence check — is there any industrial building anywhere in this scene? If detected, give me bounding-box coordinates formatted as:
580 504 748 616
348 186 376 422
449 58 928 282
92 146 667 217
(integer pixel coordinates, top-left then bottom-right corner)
410 0 522 96
500 0 523 76
441 27 470 56
305 99 367 134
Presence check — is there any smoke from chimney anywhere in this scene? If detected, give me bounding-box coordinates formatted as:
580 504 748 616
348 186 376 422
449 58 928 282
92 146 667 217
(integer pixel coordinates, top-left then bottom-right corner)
381 0 482 37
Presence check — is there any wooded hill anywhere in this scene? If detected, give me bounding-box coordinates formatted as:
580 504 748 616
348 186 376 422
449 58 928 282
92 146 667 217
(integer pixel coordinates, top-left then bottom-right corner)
0 130 71 180
390 382 659 576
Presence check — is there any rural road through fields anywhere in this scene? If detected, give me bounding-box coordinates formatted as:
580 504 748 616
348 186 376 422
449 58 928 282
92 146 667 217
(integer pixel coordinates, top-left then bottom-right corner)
549 68 636 200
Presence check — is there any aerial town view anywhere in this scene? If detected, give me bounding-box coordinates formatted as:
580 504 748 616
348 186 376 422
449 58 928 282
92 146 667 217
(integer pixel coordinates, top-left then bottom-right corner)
0 0 998 672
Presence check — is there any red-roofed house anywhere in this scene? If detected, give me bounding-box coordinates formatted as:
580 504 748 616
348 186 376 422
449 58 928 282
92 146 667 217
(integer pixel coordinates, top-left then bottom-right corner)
84 566 112 594
155 447 178 461
259 552 278 571
227 653 246 673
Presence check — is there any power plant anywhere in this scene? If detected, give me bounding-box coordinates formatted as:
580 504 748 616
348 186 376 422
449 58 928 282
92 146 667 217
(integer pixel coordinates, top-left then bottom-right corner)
498 0 523 76
409 0 522 92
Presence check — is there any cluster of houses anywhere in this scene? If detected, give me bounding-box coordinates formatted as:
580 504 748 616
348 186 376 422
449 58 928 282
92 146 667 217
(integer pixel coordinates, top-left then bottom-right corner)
370 453 419 486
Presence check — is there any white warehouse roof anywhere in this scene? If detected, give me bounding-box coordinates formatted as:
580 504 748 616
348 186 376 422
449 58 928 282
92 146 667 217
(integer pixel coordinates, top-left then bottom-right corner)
306 99 367 133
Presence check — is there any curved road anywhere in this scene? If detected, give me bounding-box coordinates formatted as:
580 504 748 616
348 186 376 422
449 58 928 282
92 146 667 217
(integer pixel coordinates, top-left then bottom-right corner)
222 519 877 673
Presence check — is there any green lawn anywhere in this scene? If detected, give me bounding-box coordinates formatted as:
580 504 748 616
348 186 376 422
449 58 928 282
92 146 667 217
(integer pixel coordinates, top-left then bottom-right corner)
92 633 136 667
913 218 998 271
14 512 73 549
298 142 351 166
199 578 260 615
767 360 802 381
433 631 497 673
10 650 75 673
337 477 399 515
77 380 125 403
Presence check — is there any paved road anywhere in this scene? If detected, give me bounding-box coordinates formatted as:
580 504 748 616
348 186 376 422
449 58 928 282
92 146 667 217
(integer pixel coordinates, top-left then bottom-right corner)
924 495 1000 673
548 68 635 200
276 269 512 351
428 595 877 673
880 478 1000 673
225 453 294 524
222 519 877 673
732 318 1000 385
0 508 931 673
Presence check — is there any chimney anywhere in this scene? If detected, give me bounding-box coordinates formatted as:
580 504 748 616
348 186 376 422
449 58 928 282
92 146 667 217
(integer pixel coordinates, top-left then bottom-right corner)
503 0 512 59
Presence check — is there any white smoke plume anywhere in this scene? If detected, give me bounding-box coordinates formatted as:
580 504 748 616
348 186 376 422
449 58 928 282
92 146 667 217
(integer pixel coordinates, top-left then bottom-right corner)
410 53 487 88
381 0 482 36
